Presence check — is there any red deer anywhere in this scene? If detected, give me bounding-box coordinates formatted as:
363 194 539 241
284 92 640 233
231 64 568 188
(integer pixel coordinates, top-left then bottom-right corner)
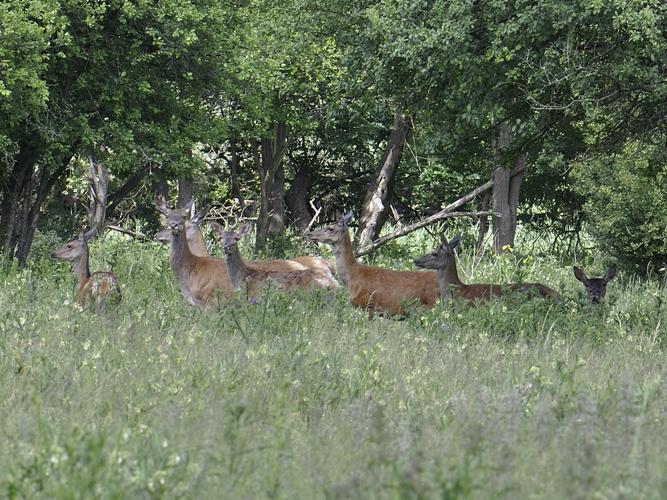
210 222 335 299
155 196 234 308
50 229 122 309
154 206 337 285
413 234 559 302
307 212 439 316
573 266 616 304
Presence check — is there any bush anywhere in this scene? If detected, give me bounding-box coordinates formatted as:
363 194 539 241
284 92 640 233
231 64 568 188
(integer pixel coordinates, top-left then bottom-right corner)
572 141 667 275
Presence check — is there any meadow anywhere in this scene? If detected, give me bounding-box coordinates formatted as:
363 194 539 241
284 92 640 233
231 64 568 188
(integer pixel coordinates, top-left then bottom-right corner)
1 228 666 499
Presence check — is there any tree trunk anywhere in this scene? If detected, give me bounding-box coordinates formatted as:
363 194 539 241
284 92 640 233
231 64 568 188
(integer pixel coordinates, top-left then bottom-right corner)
178 178 193 208
476 190 491 254
355 113 411 248
285 165 312 233
229 139 243 205
492 123 524 253
88 157 109 233
255 122 288 249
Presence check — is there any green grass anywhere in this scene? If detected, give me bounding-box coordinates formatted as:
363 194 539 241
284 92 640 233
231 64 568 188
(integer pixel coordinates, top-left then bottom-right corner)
0 230 666 498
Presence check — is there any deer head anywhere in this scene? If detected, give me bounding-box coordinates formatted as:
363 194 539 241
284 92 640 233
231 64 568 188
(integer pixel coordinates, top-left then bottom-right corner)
210 222 251 255
413 234 461 270
307 211 353 245
573 266 616 304
50 228 96 262
154 195 194 236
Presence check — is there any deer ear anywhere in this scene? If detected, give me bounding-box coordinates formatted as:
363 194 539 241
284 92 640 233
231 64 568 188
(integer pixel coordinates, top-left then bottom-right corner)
183 198 194 212
449 234 461 249
191 205 209 224
573 266 588 283
238 223 251 238
209 221 225 238
603 267 617 282
341 211 353 225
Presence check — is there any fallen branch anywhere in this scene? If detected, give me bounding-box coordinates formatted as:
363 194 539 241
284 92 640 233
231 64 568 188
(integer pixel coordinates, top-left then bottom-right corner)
355 165 523 257
107 225 148 240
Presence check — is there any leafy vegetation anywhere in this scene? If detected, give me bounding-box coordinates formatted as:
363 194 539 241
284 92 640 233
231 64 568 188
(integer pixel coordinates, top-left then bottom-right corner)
1 230 665 498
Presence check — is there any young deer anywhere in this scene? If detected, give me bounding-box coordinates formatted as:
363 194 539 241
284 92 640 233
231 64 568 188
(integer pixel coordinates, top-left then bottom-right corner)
413 235 559 302
307 212 439 316
210 222 331 299
50 229 122 309
155 196 234 308
573 266 616 304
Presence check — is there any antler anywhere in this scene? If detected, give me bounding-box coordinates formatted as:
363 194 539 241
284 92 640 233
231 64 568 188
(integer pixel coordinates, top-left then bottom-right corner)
154 194 169 215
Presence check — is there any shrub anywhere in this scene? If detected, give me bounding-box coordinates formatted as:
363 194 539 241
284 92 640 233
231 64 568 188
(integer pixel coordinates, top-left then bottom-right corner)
572 141 667 274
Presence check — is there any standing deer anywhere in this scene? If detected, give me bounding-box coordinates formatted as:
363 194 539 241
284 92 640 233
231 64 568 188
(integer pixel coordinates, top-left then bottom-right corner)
154 205 337 284
413 234 559 302
155 196 234 308
210 222 333 299
50 229 122 309
307 212 439 316
573 267 616 304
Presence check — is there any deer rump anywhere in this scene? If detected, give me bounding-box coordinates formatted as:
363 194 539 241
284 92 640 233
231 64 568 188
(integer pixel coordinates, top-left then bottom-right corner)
78 271 122 307
347 267 439 316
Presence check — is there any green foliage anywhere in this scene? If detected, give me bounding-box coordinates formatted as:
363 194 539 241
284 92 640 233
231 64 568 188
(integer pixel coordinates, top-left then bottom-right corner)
572 141 667 273
1 233 666 497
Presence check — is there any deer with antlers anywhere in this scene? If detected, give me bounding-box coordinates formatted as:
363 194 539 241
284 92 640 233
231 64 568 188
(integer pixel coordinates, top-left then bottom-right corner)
210 222 335 299
50 228 122 309
413 234 559 302
307 212 439 316
573 267 616 304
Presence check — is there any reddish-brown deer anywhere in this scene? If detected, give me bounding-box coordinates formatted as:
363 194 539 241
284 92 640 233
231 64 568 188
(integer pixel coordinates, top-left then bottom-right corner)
307 212 439 316
155 196 234 308
154 206 337 284
413 234 559 302
50 229 122 309
210 222 334 299
573 266 616 304
154 205 209 257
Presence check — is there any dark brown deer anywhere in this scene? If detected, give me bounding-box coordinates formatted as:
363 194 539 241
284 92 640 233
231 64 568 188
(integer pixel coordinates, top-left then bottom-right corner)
573 266 616 304
50 229 122 309
414 234 559 302
307 212 439 316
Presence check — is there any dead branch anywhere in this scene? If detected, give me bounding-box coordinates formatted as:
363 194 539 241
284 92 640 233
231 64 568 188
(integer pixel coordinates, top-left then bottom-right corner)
107 225 148 240
355 165 524 257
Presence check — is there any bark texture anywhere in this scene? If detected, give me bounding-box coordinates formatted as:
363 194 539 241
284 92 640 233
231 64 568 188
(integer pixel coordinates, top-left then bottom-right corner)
285 165 313 233
355 114 411 248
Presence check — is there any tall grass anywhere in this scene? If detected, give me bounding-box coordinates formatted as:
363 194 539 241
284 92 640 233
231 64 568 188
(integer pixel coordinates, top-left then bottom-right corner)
0 229 665 498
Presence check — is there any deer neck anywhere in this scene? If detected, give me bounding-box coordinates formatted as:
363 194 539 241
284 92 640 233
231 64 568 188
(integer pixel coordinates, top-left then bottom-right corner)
332 230 358 286
224 246 249 289
71 250 91 287
437 259 464 298
170 229 196 286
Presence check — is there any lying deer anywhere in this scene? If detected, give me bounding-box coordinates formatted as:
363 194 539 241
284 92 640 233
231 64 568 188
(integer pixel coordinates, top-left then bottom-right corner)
307 212 439 316
210 222 332 299
155 196 234 308
50 229 122 309
154 206 337 285
414 234 559 302
573 266 616 304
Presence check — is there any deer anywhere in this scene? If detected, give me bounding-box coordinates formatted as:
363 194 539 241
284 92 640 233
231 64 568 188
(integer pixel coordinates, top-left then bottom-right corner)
154 205 210 257
209 222 334 299
155 196 235 308
573 266 616 304
50 228 122 309
154 206 337 285
306 212 440 316
413 234 559 302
